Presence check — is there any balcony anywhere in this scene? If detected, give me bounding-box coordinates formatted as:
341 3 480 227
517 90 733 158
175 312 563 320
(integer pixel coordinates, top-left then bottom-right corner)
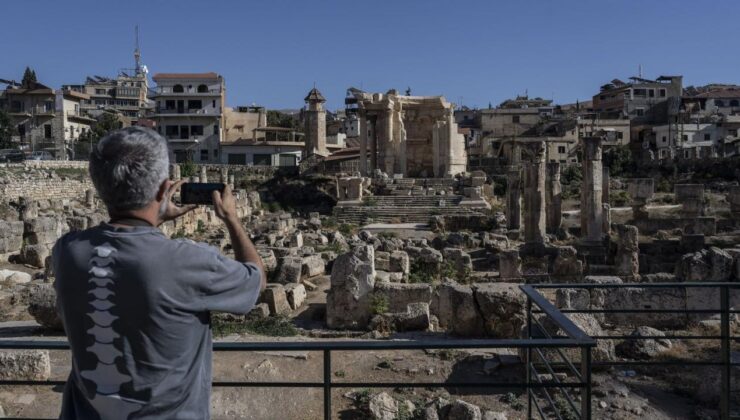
154 87 221 96
154 107 220 116
66 110 96 122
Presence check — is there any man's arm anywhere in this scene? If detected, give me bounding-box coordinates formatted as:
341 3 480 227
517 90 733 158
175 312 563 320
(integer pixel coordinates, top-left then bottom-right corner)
213 186 267 292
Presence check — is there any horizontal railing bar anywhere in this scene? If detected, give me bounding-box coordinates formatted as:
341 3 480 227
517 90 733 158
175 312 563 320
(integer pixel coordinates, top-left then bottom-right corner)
0 380 588 389
0 338 595 351
520 285 596 344
532 282 740 289
534 309 724 314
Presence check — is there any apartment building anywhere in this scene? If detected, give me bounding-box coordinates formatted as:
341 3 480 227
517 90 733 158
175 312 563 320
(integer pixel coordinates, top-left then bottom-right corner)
592 75 682 123
3 80 94 158
63 73 149 121
150 72 225 163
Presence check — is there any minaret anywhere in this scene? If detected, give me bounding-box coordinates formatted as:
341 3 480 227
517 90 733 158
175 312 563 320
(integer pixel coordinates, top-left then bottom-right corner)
134 25 142 75
304 87 328 157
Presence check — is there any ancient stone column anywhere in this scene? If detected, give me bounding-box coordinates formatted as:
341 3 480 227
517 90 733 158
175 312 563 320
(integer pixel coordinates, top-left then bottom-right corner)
170 164 181 181
580 136 604 242
546 162 562 234
359 114 368 175
614 224 639 279
228 174 235 190
369 116 377 173
506 166 521 231
85 189 95 208
220 167 229 183
522 142 546 246
200 166 208 183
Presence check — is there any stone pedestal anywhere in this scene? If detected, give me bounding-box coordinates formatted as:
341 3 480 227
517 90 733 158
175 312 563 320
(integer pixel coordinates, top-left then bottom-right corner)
581 137 604 242
627 178 654 221
614 225 639 279
728 186 740 217
506 166 521 231
675 184 705 218
220 167 229 183
546 162 562 234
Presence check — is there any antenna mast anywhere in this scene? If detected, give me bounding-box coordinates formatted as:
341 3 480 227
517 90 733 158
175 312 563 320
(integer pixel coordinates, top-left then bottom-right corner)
134 25 142 75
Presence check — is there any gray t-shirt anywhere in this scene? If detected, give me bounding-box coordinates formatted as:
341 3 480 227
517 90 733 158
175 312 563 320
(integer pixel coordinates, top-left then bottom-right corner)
52 223 262 419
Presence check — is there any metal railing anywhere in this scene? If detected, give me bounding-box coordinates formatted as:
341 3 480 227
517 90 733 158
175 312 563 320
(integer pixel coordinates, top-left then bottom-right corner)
0 286 594 420
529 282 738 420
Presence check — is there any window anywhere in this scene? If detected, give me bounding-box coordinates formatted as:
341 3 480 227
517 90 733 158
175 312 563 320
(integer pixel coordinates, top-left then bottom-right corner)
617 132 623 139
731 100 739 107
165 100 176 110
253 154 271 166
173 84 184 93
228 153 246 164
279 154 297 167
684 150 690 159
682 134 688 141
165 125 179 137
212 100 216 108
704 133 711 141
44 124 52 139
188 100 202 110
197 84 209 93
648 89 655 98
191 125 204 136
95 89 106 95
716 100 725 107
558 146 566 154
200 149 209 161
662 136 667 143
635 108 645 116
214 124 219 135
512 115 520 123
659 89 666 97
633 89 646 97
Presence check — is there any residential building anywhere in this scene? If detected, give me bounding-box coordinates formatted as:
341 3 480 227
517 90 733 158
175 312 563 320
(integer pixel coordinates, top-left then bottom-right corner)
652 123 723 160
592 75 682 123
577 117 631 147
224 106 266 142
220 127 304 166
63 73 149 121
683 85 740 119
150 72 225 163
2 80 94 158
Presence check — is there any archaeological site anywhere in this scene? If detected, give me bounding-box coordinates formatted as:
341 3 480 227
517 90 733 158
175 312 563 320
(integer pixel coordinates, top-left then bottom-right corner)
2 3 740 418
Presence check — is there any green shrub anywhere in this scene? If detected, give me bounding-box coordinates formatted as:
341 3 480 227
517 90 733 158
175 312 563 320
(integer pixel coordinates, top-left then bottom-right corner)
180 161 197 178
610 190 631 207
338 223 356 236
657 178 672 193
370 294 389 315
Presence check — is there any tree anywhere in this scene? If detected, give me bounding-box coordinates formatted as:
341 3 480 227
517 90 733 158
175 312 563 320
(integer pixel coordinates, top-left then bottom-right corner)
74 113 124 159
21 66 37 88
603 145 633 177
0 109 17 149
266 110 298 129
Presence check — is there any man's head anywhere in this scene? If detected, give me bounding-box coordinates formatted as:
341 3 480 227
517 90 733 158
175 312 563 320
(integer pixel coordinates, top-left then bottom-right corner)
89 127 171 216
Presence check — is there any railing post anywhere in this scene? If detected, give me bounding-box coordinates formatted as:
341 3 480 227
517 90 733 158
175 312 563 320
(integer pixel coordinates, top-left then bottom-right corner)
580 346 591 420
526 297 533 420
720 285 730 420
324 349 332 420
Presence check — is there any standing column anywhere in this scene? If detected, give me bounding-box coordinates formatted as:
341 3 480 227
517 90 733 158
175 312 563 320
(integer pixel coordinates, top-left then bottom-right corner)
506 166 522 231
359 113 368 175
200 166 208 183
369 116 377 173
384 108 394 174
546 162 562 234
581 136 604 242
398 113 407 177
522 142 547 246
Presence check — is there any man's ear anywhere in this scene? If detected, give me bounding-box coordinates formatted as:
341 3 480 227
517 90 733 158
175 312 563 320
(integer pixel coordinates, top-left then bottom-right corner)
156 179 172 201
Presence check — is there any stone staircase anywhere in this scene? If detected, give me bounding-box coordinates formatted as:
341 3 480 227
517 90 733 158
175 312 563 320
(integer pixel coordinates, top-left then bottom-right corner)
333 195 485 225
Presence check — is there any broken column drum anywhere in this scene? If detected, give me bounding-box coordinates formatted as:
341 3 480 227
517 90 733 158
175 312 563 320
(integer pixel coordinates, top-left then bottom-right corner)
546 162 562 233
580 136 604 242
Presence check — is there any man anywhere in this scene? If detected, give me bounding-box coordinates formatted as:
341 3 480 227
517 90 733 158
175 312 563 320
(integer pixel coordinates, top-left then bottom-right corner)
53 127 266 419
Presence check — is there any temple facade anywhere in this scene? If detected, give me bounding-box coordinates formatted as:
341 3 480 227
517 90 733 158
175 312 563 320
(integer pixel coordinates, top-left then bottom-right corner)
352 89 467 178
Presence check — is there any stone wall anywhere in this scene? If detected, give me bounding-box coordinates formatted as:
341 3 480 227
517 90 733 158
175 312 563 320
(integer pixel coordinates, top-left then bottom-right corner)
0 179 93 202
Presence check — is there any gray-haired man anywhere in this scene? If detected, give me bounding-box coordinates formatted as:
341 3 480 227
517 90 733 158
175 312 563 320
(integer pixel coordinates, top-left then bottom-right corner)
53 127 266 419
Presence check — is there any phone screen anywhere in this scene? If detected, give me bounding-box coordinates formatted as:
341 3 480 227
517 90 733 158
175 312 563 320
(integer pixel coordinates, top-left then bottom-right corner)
180 183 225 205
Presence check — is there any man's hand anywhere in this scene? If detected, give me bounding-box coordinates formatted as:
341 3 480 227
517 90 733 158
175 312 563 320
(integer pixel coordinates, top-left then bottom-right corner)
160 180 197 223
213 185 238 222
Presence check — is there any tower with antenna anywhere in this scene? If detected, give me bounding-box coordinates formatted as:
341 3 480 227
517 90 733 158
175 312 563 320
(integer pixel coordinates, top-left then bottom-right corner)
134 25 143 75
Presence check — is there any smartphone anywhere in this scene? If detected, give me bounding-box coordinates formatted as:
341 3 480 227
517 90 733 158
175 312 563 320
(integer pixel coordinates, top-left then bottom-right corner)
180 183 225 205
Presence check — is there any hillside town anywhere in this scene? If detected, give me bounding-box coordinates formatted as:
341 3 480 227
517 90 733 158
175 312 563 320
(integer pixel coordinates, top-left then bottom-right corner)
0 21 739 420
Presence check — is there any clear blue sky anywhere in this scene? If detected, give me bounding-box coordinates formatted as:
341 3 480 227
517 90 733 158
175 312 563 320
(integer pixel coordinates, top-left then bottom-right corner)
2 0 738 110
